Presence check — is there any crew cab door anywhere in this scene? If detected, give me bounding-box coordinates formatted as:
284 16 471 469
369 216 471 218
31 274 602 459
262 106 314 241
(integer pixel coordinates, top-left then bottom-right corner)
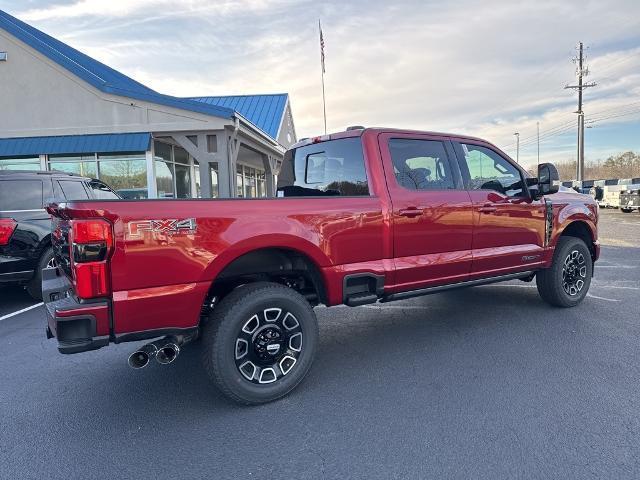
379 133 473 291
452 141 546 276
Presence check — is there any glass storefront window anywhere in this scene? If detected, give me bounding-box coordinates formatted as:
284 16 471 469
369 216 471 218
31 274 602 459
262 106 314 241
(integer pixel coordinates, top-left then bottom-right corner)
155 160 175 198
236 164 264 198
174 146 189 165
154 141 194 198
98 154 147 199
236 165 244 197
257 171 266 197
0 157 40 170
194 165 201 198
244 166 256 198
154 141 172 162
175 163 191 199
49 154 97 178
194 162 218 198
211 165 219 198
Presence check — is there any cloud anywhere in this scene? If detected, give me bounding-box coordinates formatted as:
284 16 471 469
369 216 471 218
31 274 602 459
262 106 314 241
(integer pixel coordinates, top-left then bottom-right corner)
18 0 284 21
6 0 640 171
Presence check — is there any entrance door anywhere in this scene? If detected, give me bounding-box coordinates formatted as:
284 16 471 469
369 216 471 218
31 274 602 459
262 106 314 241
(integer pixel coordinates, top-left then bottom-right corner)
379 133 474 291
453 141 546 277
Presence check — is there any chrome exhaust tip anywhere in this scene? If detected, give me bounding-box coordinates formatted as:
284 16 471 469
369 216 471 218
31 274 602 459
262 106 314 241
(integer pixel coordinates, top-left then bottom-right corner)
127 343 159 369
156 337 181 365
156 342 180 365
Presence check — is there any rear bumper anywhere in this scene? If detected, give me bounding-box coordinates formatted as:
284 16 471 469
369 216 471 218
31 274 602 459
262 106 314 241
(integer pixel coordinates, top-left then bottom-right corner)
43 268 110 354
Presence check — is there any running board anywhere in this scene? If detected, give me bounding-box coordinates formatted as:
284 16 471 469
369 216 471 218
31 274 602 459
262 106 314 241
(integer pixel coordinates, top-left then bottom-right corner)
381 271 536 303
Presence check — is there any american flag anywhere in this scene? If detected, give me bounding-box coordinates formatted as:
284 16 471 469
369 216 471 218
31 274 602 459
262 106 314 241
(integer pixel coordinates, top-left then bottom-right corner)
319 20 325 73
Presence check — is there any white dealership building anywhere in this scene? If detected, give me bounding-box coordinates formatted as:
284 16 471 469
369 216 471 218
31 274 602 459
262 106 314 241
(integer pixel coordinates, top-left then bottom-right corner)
0 9 297 199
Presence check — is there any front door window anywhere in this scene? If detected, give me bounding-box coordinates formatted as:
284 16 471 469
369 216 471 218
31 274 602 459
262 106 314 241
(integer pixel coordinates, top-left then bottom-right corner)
459 144 526 197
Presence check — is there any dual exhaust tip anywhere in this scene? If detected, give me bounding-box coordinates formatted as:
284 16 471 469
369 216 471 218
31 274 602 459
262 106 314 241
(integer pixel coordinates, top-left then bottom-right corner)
128 337 181 369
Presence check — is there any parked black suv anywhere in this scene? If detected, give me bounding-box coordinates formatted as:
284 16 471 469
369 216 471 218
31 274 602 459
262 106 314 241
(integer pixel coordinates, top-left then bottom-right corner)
0 170 119 299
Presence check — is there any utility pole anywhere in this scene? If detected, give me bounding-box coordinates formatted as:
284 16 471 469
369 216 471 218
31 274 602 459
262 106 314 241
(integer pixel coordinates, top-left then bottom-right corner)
565 42 596 181
514 132 520 163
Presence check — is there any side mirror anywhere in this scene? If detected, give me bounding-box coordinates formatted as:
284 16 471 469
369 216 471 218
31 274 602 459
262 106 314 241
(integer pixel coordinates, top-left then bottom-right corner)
537 163 559 197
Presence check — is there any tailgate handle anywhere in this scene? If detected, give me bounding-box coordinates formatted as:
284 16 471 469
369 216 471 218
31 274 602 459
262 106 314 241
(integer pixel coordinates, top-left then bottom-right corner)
399 207 424 218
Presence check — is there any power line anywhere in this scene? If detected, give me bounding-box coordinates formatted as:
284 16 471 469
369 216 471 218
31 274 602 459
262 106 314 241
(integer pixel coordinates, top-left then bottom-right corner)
517 124 576 149
588 108 640 123
507 105 640 152
503 119 575 148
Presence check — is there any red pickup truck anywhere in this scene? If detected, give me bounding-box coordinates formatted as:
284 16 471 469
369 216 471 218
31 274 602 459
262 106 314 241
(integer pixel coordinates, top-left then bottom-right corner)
44 127 600 405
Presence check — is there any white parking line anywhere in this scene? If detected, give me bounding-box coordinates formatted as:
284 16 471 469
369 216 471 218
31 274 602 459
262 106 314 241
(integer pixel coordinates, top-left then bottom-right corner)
364 305 430 310
587 294 619 302
476 284 535 288
594 285 640 290
0 302 43 322
595 265 637 269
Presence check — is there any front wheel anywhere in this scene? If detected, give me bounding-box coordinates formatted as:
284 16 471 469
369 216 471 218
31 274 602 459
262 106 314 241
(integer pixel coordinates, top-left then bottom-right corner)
202 282 319 405
536 236 593 307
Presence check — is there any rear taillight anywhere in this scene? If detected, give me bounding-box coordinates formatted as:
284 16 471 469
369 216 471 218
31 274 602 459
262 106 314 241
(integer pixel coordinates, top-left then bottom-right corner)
70 219 114 299
0 218 17 246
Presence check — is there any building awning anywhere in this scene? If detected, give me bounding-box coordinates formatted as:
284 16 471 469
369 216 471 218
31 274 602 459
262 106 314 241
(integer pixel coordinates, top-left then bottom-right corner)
0 132 152 157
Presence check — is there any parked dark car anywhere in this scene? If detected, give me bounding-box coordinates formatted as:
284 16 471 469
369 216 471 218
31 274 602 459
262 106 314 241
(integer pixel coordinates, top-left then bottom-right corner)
0 170 119 299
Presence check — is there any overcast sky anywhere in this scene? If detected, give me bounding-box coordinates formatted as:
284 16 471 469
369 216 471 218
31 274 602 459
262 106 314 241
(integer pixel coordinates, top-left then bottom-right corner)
2 0 639 170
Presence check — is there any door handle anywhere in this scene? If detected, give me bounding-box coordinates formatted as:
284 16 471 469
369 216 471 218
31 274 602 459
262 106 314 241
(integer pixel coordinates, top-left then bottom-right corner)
398 207 424 217
478 203 497 213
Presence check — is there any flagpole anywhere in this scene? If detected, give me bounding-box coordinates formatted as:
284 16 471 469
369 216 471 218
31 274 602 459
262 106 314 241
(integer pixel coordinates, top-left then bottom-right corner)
319 19 327 134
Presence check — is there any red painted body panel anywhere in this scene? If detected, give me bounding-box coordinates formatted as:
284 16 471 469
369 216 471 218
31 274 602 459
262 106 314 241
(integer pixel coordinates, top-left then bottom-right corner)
377 131 474 290
467 190 546 273
47 128 600 342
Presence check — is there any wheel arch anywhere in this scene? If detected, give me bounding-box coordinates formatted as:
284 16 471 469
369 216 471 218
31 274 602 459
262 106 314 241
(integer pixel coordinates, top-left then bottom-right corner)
557 220 596 259
201 240 330 312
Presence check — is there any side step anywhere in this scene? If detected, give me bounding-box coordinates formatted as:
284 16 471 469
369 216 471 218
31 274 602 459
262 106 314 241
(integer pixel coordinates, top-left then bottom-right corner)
345 293 378 307
343 273 384 307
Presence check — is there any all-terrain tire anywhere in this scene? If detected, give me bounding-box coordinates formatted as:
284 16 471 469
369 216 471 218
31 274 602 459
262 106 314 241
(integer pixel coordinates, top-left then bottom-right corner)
536 236 592 308
26 247 55 301
201 282 319 405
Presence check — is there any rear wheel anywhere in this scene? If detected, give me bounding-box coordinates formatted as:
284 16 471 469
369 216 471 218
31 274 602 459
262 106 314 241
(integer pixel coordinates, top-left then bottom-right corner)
26 247 56 300
202 282 318 405
536 236 592 307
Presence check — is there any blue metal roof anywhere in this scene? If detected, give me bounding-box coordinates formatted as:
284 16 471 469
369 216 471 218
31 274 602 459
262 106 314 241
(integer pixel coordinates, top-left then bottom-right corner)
186 94 288 139
0 9 234 121
0 133 151 157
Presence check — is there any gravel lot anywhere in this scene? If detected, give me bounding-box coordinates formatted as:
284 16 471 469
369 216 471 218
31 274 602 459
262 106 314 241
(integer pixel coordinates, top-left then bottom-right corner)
1 208 639 479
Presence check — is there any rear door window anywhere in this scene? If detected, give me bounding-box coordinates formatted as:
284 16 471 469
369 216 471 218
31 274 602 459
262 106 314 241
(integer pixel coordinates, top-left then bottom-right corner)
86 180 119 199
388 139 456 190
278 137 369 196
58 180 90 200
0 180 43 210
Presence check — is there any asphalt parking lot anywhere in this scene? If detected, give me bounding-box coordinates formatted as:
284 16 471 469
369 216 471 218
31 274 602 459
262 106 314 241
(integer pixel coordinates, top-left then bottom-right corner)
1 209 639 479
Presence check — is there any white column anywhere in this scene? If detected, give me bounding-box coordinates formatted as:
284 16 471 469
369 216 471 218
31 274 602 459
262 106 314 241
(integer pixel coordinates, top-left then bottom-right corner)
145 146 158 199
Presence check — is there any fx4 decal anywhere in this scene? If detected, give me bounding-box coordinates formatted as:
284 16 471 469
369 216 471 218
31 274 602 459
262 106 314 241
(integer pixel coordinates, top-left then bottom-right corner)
127 218 197 238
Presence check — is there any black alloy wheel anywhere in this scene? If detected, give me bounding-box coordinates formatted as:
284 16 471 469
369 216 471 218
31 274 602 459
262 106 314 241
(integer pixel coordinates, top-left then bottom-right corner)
202 282 318 405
